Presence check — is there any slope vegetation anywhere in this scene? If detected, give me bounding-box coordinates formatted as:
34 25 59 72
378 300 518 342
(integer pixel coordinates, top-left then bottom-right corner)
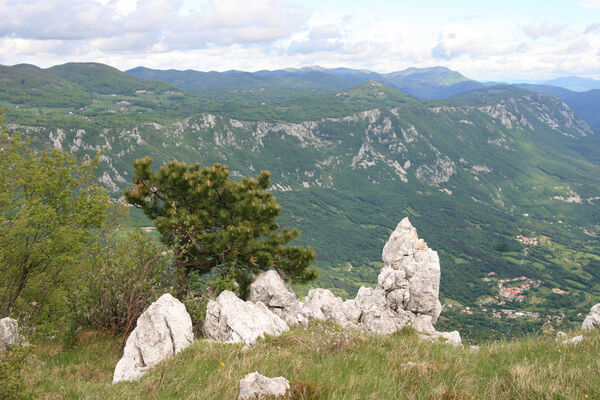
1 63 599 339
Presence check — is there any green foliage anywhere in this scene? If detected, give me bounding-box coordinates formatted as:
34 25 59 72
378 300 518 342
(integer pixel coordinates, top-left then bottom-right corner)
68 228 170 336
1 62 599 339
0 344 32 400
0 114 111 318
124 159 316 296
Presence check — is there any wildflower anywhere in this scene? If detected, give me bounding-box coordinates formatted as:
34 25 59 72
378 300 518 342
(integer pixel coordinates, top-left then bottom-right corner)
220 362 225 367
557 349 561 352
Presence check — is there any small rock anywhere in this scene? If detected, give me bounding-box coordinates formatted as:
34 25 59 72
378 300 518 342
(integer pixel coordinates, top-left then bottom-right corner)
204 290 289 345
248 270 307 327
562 335 585 345
113 294 194 383
238 372 290 400
401 361 425 367
0 317 22 352
582 304 600 330
555 331 567 340
469 345 479 353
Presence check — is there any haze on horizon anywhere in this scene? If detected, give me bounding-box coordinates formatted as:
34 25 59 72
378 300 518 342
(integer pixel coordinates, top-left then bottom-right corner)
0 0 599 82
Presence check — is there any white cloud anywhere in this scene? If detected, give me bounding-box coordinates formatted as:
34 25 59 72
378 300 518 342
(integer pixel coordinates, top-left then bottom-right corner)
585 22 600 33
577 0 600 8
431 25 511 60
522 22 565 39
0 0 308 48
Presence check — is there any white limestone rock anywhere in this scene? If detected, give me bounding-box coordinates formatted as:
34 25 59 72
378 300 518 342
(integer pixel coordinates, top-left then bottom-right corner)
298 218 461 345
381 218 442 319
582 303 600 330
248 270 307 327
0 317 22 352
301 288 348 324
354 286 414 335
204 290 289 345
238 372 290 400
113 294 194 383
562 335 585 345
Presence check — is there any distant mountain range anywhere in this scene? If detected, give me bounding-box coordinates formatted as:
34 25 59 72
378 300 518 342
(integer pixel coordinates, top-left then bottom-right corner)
541 76 600 92
126 65 487 100
0 62 599 339
126 66 600 132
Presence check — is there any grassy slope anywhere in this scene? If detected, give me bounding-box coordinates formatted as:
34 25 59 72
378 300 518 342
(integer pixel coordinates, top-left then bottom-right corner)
26 322 600 399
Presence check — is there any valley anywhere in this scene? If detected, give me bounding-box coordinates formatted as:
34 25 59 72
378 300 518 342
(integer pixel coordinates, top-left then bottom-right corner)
1 63 599 340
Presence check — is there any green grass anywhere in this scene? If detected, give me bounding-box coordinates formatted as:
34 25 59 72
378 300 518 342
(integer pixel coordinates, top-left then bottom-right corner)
24 322 600 399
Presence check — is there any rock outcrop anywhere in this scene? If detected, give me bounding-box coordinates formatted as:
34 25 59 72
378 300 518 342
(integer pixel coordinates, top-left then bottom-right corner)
302 288 358 326
582 304 600 330
301 218 460 345
0 317 22 352
113 294 194 383
238 372 290 400
204 290 289 345
248 270 307 327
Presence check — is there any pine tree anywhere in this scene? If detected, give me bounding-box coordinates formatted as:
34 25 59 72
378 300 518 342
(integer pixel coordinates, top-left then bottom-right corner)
124 158 316 296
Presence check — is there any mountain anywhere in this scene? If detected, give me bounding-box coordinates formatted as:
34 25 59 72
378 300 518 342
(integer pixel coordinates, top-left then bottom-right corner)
2 62 600 340
515 83 600 134
542 76 600 92
126 65 485 100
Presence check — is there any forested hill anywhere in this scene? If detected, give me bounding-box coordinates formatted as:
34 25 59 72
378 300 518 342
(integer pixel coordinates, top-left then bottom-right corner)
1 62 599 340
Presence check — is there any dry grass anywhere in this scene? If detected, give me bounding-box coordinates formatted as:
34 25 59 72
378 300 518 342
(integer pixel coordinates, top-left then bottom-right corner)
22 323 600 399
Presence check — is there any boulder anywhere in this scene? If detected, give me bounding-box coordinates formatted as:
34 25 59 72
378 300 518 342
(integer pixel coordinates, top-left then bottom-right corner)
582 303 600 330
302 288 348 325
248 270 307 327
0 317 21 352
113 294 194 383
238 372 290 400
204 290 289 345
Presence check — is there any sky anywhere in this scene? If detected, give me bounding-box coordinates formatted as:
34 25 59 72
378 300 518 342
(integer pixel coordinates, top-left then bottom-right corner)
0 0 599 81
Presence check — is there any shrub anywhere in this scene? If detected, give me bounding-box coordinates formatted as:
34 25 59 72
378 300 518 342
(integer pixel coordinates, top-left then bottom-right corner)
0 344 32 400
69 229 170 338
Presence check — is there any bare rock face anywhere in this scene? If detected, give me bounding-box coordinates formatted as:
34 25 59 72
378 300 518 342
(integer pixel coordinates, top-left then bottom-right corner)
204 290 289 345
582 303 600 330
0 317 22 353
238 372 290 400
113 294 194 383
248 270 307 327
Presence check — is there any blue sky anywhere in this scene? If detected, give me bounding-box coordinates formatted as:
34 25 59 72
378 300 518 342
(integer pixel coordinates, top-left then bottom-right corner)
0 0 598 80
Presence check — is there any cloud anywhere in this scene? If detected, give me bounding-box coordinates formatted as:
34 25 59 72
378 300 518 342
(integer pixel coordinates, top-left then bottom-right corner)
521 22 565 39
287 24 342 54
431 25 500 60
0 0 309 50
585 22 600 33
577 0 600 7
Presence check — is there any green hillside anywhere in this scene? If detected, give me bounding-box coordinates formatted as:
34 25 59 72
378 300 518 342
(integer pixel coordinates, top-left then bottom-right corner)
1 62 599 340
